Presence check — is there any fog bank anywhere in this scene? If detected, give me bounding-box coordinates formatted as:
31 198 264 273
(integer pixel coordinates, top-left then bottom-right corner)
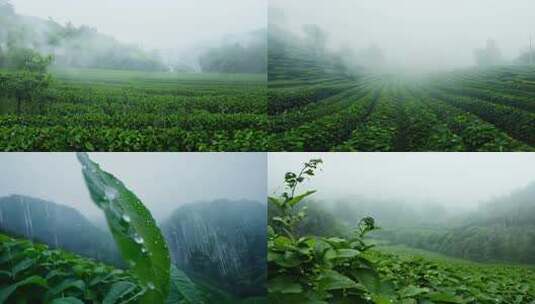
0 153 267 223
270 0 535 71
268 153 535 209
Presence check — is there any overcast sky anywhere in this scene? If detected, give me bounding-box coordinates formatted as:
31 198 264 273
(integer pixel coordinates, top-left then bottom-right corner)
271 0 535 71
11 0 267 50
0 153 266 224
268 153 535 209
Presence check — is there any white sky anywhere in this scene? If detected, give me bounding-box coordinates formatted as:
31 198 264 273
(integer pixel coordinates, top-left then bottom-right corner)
0 153 266 223
268 153 535 209
11 0 267 50
271 0 535 70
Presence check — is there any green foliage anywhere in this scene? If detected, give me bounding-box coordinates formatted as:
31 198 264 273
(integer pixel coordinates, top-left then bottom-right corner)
77 153 171 304
0 69 267 151
0 71 53 114
268 31 535 152
377 182 535 264
5 48 54 73
0 195 121 266
268 159 394 303
268 159 535 303
165 265 204 304
370 246 535 303
0 233 145 303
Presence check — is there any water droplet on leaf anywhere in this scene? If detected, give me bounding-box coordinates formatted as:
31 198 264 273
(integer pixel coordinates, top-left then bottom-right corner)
104 186 118 201
133 234 144 244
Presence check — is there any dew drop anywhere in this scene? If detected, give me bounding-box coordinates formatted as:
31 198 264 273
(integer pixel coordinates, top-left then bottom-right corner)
104 187 118 201
147 282 155 290
122 214 131 223
133 234 144 244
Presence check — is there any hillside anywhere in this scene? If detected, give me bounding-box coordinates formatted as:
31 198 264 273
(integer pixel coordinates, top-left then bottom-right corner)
0 1 165 71
268 159 535 303
379 182 535 264
162 199 266 298
268 24 355 82
0 195 121 265
369 245 535 303
0 195 267 298
267 21 535 152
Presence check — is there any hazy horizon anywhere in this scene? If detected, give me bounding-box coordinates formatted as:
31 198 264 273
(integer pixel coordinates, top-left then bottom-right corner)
268 153 535 210
270 0 535 71
0 153 267 224
11 0 267 51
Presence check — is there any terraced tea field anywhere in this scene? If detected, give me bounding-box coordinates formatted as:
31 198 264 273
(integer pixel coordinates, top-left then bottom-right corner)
268 66 535 151
0 68 268 151
371 245 535 303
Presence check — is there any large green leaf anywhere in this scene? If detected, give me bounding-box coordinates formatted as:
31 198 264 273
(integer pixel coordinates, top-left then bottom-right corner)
0 275 47 303
165 265 204 304
352 268 380 293
50 297 85 304
11 258 34 277
268 275 303 294
317 270 358 291
426 292 464 303
103 281 137 304
287 190 317 207
45 279 85 299
77 152 170 304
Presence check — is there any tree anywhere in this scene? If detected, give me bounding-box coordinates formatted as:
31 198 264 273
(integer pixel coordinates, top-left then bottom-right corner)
474 39 503 67
0 71 52 113
6 48 54 73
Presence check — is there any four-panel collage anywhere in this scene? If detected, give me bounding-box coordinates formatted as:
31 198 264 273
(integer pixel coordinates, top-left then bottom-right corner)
0 0 534 303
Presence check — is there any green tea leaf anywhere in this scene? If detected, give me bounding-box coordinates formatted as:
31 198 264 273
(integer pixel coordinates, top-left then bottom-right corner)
46 279 85 299
287 190 317 207
352 268 380 293
165 265 204 304
77 152 170 304
317 270 358 291
50 297 85 304
11 258 34 277
0 275 47 303
268 275 303 294
400 285 429 298
427 292 464 303
103 281 137 304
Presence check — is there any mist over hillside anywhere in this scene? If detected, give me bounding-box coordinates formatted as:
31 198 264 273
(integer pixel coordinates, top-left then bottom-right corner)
268 154 535 263
270 0 535 73
0 1 166 71
0 1 267 73
0 195 267 297
0 195 121 265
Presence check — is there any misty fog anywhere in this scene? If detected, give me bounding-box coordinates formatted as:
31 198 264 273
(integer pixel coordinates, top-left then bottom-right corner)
12 0 266 50
0 152 266 224
268 153 535 210
270 0 535 72
4 0 267 71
